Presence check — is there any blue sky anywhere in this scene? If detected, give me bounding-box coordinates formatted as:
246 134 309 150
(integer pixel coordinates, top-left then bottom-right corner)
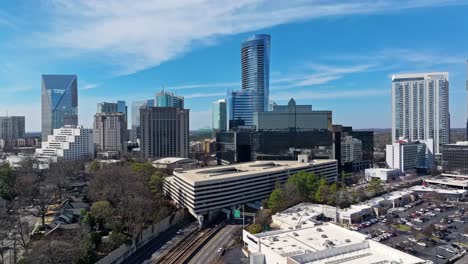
0 0 468 131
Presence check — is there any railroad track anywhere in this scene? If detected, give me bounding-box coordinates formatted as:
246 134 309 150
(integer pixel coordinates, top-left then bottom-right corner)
158 223 225 264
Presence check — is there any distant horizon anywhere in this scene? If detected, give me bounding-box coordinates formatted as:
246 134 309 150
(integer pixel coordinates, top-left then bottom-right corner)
0 1 467 131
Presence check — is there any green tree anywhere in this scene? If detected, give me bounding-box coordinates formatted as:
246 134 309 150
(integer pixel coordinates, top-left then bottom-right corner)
328 183 338 205
90 201 114 230
287 171 320 202
109 232 129 249
314 179 331 204
268 187 285 213
0 163 14 200
131 162 156 179
148 171 165 195
246 224 262 234
368 178 383 194
89 160 100 173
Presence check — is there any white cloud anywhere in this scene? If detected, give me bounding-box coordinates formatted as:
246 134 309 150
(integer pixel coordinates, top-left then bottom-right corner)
170 82 239 90
81 83 100 90
37 0 466 75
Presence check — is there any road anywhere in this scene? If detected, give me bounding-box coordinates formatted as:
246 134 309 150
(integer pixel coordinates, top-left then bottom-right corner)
188 224 241 264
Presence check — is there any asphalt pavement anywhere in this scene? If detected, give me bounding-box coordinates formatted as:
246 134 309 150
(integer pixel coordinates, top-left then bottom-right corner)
188 224 241 264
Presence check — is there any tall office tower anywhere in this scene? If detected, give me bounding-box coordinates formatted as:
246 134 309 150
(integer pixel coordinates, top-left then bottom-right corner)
140 107 189 159
41 75 78 141
36 125 93 162
229 34 271 128
341 136 362 163
212 99 227 134
130 99 154 141
155 90 184 109
391 72 450 154
97 101 127 118
0 116 25 140
93 112 127 157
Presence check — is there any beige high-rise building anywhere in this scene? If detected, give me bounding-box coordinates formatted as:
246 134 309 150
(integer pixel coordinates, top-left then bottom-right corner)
140 107 189 159
93 112 127 158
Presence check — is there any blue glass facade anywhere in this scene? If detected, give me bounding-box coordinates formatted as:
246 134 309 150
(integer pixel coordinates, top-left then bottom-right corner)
156 90 184 109
230 34 270 129
41 75 78 141
130 99 154 141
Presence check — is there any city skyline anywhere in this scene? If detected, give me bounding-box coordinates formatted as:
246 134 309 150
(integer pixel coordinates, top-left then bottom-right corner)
1 1 468 131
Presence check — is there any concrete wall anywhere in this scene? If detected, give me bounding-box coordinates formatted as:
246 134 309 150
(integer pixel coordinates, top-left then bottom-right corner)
95 209 186 264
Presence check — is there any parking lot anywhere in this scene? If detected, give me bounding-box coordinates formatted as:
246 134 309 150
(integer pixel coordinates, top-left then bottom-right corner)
351 198 468 263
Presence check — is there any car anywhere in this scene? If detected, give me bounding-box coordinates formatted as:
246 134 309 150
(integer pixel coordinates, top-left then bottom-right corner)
176 229 183 235
461 233 468 238
408 237 417 243
218 247 225 255
436 255 446 259
413 226 422 231
441 247 456 254
435 208 442 212
451 243 462 250
454 219 465 224
414 218 423 223
417 242 427 247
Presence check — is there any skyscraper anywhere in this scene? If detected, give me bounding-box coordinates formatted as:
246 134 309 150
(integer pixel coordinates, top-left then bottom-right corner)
97 101 127 119
130 99 154 141
41 75 78 141
229 34 270 128
0 116 25 140
140 107 189 159
155 90 184 109
94 112 127 157
391 72 450 154
212 99 227 134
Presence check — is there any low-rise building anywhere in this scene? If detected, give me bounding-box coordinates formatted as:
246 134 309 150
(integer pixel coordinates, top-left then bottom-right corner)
423 173 468 189
152 157 199 172
243 222 427 264
365 168 401 182
164 158 338 223
442 141 468 175
36 126 94 162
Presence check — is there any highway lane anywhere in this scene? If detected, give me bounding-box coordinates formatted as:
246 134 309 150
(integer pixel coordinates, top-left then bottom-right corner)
188 224 241 264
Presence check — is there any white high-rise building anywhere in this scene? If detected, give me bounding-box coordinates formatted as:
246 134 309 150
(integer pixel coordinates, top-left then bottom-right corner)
341 136 362 163
386 139 434 173
36 125 94 162
391 72 449 154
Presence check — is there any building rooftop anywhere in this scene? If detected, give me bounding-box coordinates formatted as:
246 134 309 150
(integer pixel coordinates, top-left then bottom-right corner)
410 185 468 195
153 157 191 164
252 223 426 264
392 72 448 81
173 160 336 184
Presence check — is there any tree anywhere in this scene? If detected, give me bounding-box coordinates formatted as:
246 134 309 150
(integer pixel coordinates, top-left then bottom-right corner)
315 179 331 204
89 160 100 173
90 201 114 230
368 178 383 194
0 163 14 200
148 172 165 196
246 224 262 234
131 162 156 179
268 187 285 213
287 171 320 202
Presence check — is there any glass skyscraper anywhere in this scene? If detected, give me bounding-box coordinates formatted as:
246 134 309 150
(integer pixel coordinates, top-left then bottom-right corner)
212 99 227 133
41 75 78 141
155 90 184 109
229 34 270 128
130 99 154 141
97 101 127 119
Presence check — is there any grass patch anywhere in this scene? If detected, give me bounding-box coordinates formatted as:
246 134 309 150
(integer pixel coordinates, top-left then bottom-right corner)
394 224 411 232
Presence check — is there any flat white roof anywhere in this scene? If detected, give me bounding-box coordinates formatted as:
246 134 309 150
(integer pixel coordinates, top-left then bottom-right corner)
153 157 190 164
392 72 448 81
253 223 425 264
173 160 336 184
